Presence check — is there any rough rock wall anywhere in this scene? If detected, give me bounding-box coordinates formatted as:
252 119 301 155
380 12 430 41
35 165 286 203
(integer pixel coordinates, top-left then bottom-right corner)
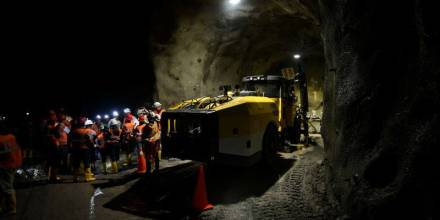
320 0 440 219
150 0 323 106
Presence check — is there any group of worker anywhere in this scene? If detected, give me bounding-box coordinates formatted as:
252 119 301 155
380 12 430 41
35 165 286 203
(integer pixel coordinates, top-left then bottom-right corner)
0 103 165 217
41 102 165 183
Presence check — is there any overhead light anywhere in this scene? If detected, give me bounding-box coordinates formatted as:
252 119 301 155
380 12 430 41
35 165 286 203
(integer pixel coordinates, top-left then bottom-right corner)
104 114 109 119
26 112 30 116
123 108 131 114
293 54 301 60
112 111 119 117
229 0 241 6
96 115 102 119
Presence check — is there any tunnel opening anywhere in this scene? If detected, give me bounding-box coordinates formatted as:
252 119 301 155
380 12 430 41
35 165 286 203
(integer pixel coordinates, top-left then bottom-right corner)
2 1 438 220
147 1 439 219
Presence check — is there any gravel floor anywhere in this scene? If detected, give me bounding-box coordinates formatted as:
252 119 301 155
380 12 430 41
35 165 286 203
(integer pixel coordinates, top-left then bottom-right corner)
201 137 338 220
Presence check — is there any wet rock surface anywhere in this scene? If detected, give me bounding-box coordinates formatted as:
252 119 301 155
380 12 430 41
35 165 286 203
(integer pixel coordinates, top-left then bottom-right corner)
320 0 440 219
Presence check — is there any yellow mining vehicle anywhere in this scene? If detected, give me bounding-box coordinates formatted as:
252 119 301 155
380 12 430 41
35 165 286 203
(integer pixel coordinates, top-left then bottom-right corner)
161 72 308 166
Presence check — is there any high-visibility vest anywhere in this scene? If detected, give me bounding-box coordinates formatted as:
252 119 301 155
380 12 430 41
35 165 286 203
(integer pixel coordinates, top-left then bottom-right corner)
96 133 105 149
58 132 68 146
123 122 135 133
0 134 22 169
71 128 96 149
135 124 146 142
136 124 146 135
109 128 121 143
143 122 160 142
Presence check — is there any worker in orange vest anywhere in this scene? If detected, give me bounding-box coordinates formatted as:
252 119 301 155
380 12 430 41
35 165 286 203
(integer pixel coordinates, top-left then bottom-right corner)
121 115 136 166
56 123 69 174
135 115 147 156
70 118 96 182
107 123 121 173
44 112 61 183
152 102 165 118
123 108 139 128
0 119 22 217
57 110 71 131
152 102 165 131
135 115 147 137
142 114 161 174
152 102 165 160
96 127 109 174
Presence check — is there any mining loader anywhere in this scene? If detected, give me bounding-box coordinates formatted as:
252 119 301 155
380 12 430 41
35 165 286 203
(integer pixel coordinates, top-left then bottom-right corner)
161 67 309 166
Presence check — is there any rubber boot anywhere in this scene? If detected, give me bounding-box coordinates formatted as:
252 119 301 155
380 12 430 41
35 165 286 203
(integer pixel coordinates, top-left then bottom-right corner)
49 166 61 183
154 153 160 173
73 168 81 182
47 166 52 180
111 161 119 173
102 161 108 175
124 153 132 166
84 168 96 182
3 192 16 216
146 159 152 175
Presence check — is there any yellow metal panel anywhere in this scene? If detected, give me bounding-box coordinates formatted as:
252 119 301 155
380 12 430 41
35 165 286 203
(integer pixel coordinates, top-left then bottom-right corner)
216 101 278 156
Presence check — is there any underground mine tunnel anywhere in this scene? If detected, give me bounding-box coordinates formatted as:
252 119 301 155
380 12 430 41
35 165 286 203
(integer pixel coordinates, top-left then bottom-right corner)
1 0 439 219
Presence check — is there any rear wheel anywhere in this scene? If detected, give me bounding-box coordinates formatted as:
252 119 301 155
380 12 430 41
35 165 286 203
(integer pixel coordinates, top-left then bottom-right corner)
262 124 280 165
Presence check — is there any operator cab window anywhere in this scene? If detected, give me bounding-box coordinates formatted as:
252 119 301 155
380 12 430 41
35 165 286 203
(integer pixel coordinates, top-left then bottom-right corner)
243 81 281 97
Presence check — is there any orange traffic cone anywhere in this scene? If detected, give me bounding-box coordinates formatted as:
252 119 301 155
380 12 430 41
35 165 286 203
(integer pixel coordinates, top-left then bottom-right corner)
137 149 147 174
192 165 214 212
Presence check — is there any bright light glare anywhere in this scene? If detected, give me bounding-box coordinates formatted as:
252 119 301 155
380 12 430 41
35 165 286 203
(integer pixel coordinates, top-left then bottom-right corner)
26 112 30 116
229 0 241 5
112 111 119 117
96 115 102 119
123 108 130 113
104 114 109 119
293 54 301 59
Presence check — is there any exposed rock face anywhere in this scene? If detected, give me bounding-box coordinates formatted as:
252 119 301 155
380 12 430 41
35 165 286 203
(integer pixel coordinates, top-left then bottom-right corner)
150 0 323 107
320 0 440 219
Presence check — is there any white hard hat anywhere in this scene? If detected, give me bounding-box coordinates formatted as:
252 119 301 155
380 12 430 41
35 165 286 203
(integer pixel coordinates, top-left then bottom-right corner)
109 118 119 126
153 102 162 108
84 119 94 126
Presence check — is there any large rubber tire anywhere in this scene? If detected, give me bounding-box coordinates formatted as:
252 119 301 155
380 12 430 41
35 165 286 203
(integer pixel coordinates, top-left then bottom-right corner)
262 124 279 165
289 117 301 144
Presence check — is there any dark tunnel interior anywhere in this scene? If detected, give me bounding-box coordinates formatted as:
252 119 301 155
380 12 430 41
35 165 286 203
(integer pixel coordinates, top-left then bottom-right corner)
1 1 439 219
